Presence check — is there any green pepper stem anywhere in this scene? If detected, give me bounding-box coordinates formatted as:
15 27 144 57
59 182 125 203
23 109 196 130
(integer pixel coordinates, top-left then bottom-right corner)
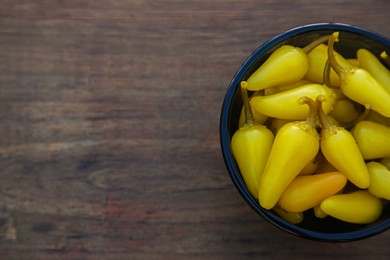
302 34 331 54
240 81 255 126
298 96 318 127
323 58 332 87
327 32 349 77
316 95 333 130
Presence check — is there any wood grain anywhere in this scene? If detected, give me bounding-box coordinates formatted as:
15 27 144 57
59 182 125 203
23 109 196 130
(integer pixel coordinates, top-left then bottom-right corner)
1 0 390 259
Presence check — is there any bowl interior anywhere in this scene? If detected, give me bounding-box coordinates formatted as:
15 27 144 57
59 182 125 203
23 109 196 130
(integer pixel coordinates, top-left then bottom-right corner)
221 23 390 241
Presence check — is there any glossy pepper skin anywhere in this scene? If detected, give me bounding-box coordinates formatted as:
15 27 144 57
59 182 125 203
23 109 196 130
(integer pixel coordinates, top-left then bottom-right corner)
357 48 390 93
250 83 336 120
246 35 330 91
328 32 390 117
258 97 320 210
317 96 370 189
351 120 390 160
278 172 347 213
367 161 390 200
320 190 383 224
231 82 274 199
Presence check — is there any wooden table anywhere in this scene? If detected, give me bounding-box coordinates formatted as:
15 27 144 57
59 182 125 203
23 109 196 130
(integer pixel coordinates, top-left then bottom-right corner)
1 1 390 259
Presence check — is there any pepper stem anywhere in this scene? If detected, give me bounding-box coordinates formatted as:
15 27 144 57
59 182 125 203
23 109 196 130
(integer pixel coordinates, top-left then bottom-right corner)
323 58 332 87
302 34 331 54
297 96 318 127
240 81 255 126
327 32 349 76
381 51 390 67
316 95 333 130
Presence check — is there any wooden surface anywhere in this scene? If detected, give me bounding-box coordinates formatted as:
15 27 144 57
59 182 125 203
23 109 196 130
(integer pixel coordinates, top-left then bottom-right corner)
1 1 390 259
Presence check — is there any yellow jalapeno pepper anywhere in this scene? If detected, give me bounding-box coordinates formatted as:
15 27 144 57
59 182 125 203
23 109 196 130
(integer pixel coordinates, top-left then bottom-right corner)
367 161 390 200
328 32 390 117
246 35 330 91
273 206 303 224
250 83 336 120
278 171 347 213
324 58 369 128
357 48 390 93
351 120 390 160
258 96 320 210
231 82 274 198
317 95 370 189
320 190 383 224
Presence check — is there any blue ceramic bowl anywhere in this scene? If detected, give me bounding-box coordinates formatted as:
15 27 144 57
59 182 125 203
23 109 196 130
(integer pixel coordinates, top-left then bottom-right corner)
220 23 390 242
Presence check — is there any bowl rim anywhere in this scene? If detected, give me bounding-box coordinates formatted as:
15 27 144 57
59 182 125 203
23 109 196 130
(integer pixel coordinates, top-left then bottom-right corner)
220 22 390 242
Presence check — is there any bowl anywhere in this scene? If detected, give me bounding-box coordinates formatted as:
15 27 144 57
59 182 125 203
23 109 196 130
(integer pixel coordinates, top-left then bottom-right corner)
220 23 390 242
